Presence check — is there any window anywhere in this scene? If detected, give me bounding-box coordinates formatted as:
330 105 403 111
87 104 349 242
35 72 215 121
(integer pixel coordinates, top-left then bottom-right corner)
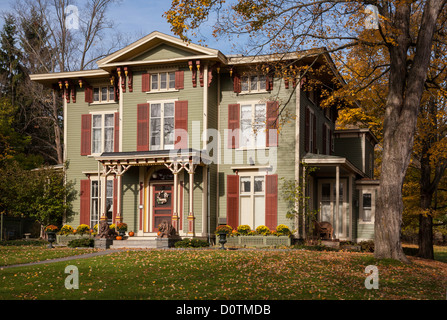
240 175 265 229
240 103 266 148
241 74 267 93
90 180 114 228
92 113 115 154
93 86 115 103
362 193 372 222
150 101 175 150
151 72 176 91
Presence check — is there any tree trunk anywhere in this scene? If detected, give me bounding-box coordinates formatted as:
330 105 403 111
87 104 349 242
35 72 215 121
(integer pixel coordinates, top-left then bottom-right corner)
418 214 434 259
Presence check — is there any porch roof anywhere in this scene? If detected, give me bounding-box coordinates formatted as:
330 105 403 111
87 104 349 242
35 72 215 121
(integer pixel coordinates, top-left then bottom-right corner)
95 149 211 166
302 153 365 177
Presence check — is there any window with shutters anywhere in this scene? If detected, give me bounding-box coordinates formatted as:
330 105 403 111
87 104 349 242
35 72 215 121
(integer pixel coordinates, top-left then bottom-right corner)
149 100 175 150
151 72 176 91
91 113 115 154
92 86 115 103
90 179 115 228
241 74 267 93
240 175 266 229
240 102 266 148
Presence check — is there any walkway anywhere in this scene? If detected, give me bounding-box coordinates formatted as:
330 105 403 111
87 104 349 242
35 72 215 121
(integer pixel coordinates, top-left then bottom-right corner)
0 250 115 270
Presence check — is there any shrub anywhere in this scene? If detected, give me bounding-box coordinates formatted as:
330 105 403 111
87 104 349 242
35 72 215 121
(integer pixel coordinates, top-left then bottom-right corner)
276 224 291 236
60 225 74 235
237 225 251 235
174 238 209 248
256 225 270 235
67 238 94 248
76 224 90 235
359 240 375 252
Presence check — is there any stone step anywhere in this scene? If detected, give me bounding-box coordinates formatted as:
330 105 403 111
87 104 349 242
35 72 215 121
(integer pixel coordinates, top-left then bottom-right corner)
110 239 157 249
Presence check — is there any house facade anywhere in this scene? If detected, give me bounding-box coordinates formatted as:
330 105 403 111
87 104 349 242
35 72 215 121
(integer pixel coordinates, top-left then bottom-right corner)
30 31 379 243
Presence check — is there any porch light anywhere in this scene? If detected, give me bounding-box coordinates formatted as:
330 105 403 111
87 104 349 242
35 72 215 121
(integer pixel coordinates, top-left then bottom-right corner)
78 79 83 88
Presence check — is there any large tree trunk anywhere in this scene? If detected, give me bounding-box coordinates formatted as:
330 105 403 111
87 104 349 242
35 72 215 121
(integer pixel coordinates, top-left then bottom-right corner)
374 0 445 263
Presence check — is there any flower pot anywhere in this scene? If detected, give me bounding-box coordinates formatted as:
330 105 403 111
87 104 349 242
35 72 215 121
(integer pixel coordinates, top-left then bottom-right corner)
218 232 228 250
46 231 56 249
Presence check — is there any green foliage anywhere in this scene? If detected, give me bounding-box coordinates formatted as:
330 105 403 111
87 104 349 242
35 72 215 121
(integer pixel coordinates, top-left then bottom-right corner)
174 238 209 248
0 162 76 229
67 238 94 248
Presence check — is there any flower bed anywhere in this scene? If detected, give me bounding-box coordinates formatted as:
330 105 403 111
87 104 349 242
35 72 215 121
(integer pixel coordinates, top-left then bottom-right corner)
217 224 293 247
226 235 292 247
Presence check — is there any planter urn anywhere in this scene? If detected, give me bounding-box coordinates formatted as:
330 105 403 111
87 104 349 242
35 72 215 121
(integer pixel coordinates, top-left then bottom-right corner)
46 231 56 249
218 232 228 250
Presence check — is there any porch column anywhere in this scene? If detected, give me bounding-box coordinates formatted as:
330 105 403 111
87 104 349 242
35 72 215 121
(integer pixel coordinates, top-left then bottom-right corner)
335 165 340 239
100 164 108 222
115 174 123 223
184 162 196 236
165 162 183 233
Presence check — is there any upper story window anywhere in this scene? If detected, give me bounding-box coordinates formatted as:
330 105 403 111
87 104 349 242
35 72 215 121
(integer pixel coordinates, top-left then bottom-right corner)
93 86 115 103
151 72 176 91
240 103 266 148
92 113 115 154
241 74 267 93
150 101 175 150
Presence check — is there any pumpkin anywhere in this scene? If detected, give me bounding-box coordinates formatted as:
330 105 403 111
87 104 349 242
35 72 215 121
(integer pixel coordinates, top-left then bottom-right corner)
116 236 122 240
129 231 135 237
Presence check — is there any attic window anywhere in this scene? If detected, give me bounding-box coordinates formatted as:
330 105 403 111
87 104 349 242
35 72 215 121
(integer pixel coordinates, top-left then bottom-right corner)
151 72 176 91
241 74 267 93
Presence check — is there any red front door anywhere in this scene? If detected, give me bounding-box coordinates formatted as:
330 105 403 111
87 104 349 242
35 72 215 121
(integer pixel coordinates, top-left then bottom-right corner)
152 184 173 232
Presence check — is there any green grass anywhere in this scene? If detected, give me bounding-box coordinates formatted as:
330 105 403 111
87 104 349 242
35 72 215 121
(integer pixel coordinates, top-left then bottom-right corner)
0 248 446 300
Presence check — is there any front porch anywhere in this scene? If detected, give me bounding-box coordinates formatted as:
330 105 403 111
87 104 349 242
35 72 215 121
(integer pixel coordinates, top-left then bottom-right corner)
302 153 377 242
91 149 213 242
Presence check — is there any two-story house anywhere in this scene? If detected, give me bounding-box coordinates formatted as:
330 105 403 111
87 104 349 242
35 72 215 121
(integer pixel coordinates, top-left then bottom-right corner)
30 31 379 245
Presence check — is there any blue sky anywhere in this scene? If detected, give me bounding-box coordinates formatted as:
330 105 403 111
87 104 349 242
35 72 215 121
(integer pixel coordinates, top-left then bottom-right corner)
0 0 232 54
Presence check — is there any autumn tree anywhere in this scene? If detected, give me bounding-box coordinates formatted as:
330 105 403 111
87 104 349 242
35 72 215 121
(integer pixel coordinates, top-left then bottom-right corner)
165 0 447 262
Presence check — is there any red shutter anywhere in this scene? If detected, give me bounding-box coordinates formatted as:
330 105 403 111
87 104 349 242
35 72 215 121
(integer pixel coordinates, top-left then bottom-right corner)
304 108 310 153
313 113 317 153
228 104 240 149
175 100 188 149
80 179 91 226
113 178 118 223
266 101 279 147
266 75 273 91
233 74 241 93
137 103 149 151
114 112 120 152
142 73 150 92
322 123 327 155
85 86 93 103
265 174 278 231
81 114 92 156
226 175 239 229
175 70 184 90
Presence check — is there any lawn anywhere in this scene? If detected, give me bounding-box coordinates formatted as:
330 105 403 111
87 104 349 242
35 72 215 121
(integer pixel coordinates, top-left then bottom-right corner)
0 246 446 300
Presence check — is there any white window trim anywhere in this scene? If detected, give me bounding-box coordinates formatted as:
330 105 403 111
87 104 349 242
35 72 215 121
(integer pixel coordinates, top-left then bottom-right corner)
147 99 178 151
359 188 375 224
148 71 177 93
239 171 267 229
91 86 116 105
238 100 267 150
240 74 268 94
89 175 116 228
89 110 117 156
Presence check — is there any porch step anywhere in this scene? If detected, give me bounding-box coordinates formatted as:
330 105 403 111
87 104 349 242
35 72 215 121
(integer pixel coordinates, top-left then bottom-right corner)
110 238 157 249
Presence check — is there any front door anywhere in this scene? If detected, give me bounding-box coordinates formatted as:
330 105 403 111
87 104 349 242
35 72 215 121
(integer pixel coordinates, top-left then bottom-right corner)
152 184 173 232
318 179 347 239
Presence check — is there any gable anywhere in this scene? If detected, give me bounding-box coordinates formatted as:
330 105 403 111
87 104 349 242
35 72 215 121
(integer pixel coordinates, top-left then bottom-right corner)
97 31 225 68
130 43 195 62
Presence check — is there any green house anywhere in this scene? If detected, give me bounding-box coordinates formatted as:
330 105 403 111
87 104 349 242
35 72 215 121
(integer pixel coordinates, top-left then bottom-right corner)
30 31 379 244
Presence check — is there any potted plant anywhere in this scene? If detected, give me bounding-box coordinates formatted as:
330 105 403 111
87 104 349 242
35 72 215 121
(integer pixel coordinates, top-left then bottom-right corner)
116 223 128 236
45 225 58 249
215 225 233 250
